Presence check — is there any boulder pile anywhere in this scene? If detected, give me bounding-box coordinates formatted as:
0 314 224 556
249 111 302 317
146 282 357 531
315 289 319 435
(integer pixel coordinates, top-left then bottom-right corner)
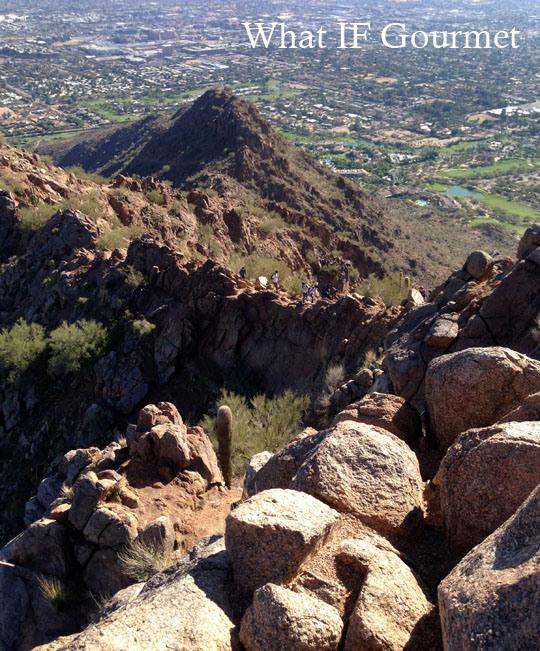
3 230 540 651
0 402 225 649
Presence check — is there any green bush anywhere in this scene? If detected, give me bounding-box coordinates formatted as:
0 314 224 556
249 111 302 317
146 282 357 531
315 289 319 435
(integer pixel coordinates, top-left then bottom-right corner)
18 203 58 231
145 189 166 206
197 223 220 258
122 265 145 289
66 166 108 185
97 225 143 251
0 319 48 383
259 213 287 236
200 389 309 476
62 190 103 220
48 320 108 376
132 318 156 336
357 273 410 307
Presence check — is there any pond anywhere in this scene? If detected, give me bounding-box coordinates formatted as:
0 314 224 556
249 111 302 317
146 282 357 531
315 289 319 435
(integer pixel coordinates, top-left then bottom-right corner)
445 185 483 200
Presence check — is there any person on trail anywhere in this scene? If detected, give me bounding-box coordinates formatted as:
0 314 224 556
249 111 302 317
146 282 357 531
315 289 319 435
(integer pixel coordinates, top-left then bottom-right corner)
307 284 315 304
302 282 309 304
239 266 247 279
271 270 280 290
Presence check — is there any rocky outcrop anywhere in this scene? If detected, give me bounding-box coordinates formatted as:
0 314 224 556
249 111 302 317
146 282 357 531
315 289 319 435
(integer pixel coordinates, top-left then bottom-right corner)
333 392 421 444
240 583 343 651
438 484 540 650
0 215 399 544
34 536 239 651
386 235 540 409
225 489 338 597
435 420 540 554
338 537 434 651
425 347 540 450
292 421 424 534
0 402 225 650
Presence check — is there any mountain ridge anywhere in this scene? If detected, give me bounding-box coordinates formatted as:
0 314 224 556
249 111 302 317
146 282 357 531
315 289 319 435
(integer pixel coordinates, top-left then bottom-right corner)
39 88 516 287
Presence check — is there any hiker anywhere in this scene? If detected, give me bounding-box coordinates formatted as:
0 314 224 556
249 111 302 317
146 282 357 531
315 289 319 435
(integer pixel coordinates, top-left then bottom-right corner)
239 266 247 279
271 270 280 290
308 284 315 303
302 282 309 304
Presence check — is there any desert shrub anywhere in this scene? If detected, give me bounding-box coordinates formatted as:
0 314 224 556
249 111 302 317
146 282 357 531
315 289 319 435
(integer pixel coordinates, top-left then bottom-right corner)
48 320 108 376
97 225 143 251
62 190 103 220
200 389 309 476
0 169 24 195
18 202 58 231
37 575 74 611
325 363 345 393
197 223 220 258
259 212 287 236
357 273 410 307
145 189 166 206
363 348 382 368
66 166 108 185
118 539 172 582
122 265 145 289
0 319 47 383
132 318 156 336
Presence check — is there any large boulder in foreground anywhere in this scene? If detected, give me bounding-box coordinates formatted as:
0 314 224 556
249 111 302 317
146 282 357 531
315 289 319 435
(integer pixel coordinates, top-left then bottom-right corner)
292 421 424 534
333 392 421 444
438 484 540 650
436 421 540 554
225 489 338 597
425 347 540 450
240 583 342 651
33 537 238 651
338 538 435 651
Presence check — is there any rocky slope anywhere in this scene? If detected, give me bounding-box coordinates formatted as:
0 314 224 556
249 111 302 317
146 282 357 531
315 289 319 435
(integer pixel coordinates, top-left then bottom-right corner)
0 141 407 545
2 229 540 651
39 88 516 286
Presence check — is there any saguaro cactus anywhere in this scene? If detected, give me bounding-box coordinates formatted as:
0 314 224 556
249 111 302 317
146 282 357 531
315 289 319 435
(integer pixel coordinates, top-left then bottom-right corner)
216 405 233 488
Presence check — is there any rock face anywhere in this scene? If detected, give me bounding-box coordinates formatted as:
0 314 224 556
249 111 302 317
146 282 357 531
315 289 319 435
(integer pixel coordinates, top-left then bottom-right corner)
425 347 540 450
333 392 421 444
385 240 540 410
0 402 225 650
292 421 424 534
225 489 338 597
438 484 540 650
338 538 434 651
33 536 239 651
240 583 343 651
435 421 540 554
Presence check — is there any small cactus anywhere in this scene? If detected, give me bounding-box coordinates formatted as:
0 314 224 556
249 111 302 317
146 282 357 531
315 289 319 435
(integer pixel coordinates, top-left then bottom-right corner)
404 276 412 290
216 405 233 488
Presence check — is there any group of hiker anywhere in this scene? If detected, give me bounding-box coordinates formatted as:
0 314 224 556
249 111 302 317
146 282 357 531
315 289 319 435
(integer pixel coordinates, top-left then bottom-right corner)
238 266 337 304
